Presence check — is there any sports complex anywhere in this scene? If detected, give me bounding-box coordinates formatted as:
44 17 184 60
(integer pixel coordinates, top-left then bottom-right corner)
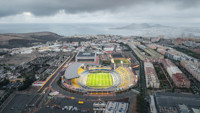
61 62 137 95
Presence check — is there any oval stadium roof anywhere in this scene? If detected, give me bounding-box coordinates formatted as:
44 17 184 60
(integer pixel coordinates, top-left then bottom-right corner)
64 63 83 80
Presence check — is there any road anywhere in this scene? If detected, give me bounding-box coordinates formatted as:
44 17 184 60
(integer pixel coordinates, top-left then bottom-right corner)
38 55 71 93
129 45 149 113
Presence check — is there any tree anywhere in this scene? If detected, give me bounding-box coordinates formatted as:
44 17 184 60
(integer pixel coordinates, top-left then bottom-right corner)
0 79 9 86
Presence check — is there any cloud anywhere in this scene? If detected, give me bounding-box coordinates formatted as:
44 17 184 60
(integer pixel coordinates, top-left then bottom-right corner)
0 0 135 17
0 0 200 24
0 0 200 17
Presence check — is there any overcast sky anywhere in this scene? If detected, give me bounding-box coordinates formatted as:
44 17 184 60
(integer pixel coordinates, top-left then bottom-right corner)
0 0 200 25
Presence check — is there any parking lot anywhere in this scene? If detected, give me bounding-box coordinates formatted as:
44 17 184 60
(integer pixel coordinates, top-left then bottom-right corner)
36 96 96 113
1 93 37 113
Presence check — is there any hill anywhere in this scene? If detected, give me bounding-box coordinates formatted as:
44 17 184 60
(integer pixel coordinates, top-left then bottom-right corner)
0 32 62 48
111 23 170 29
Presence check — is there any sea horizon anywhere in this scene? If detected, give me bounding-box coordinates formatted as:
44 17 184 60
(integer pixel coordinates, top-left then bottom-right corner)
0 23 200 38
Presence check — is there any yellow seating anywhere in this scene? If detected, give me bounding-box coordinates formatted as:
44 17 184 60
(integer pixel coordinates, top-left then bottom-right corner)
88 66 111 71
78 67 84 75
72 78 80 88
115 66 131 88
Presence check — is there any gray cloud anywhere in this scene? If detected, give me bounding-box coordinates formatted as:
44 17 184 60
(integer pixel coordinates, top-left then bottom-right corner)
0 0 200 17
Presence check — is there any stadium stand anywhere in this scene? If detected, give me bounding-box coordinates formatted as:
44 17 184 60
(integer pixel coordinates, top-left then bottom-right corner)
71 78 80 88
77 71 89 88
115 66 131 88
64 63 83 80
63 64 135 93
89 66 111 72
78 67 84 75
110 71 122 88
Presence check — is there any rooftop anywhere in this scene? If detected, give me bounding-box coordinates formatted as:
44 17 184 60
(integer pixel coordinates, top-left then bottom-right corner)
154 92 200 107
77 52 95 57
112 53 123 58
64 63 83 80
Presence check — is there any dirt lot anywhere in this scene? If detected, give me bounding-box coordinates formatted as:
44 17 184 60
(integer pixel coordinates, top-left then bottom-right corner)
0 53 37 65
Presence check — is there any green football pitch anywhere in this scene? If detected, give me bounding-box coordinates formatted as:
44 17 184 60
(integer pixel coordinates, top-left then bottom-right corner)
86 73 113 88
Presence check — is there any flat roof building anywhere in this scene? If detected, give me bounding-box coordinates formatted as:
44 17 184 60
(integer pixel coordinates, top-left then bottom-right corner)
75 52 97 62
172 73 190 88
162 59 190 88
112 53 124 59
153 92 200 113
144 61 160 88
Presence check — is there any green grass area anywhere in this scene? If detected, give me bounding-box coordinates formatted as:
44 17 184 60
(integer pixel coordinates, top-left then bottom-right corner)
114 58 130 64
86 73 113 88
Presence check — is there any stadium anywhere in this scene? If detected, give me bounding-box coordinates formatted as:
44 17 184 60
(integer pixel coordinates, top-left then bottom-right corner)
61 62 137 95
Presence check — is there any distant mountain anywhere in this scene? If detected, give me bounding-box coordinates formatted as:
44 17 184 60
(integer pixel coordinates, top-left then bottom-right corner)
0 32 62 48
111 23 170 29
